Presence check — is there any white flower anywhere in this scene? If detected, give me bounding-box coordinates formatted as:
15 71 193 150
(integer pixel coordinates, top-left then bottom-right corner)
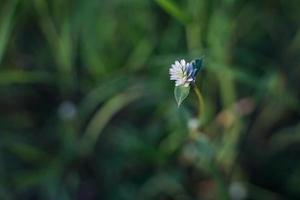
169 59 197 87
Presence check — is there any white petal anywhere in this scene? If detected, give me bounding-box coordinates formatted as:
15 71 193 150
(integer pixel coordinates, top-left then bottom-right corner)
175 81 182 86
180 59 186 66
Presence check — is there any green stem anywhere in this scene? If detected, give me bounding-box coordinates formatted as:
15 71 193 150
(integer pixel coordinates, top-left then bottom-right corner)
193 84 205 120
210 162 230 200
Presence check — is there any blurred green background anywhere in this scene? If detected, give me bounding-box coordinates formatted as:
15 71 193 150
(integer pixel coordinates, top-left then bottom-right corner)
0 0 300 199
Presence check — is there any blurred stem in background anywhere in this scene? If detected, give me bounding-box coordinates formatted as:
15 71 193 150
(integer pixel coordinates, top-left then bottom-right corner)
0 0 18 65
210 162 230 200
154 0 189 25
32 0 75 96
79 87 144 156
186 0 205 55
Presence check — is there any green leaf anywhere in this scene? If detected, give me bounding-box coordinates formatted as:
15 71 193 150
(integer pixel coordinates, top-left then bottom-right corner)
0 0 18 64
154 0 190 25
174 85 190 107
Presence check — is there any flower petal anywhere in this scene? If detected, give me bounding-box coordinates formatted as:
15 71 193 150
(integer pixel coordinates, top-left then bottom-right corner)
180 59 186 66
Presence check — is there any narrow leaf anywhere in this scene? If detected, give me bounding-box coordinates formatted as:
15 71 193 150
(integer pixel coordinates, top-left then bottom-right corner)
174 85 190 107
0 0 18 64
154 0 189 25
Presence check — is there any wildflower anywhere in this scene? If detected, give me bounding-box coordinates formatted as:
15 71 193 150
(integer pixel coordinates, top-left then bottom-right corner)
58 101 77 121
229 182 247 200
170 58 204 107
169 59 197 87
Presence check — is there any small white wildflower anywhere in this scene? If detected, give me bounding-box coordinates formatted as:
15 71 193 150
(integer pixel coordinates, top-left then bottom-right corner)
169 59 197 87
188 118 200 130
229 182 247 200
58 101 77 121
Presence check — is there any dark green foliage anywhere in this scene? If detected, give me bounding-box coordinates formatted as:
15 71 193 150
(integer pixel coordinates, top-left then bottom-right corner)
191 58 204 76
0 0 299 199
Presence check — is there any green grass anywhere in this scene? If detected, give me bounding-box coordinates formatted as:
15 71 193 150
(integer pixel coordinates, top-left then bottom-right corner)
0 0 300 199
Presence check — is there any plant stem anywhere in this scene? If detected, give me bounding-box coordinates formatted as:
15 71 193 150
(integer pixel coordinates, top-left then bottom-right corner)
210 162 230 200
193 84 205 120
